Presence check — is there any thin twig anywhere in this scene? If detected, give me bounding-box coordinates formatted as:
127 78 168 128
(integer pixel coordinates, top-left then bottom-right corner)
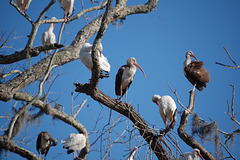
215 47 240 69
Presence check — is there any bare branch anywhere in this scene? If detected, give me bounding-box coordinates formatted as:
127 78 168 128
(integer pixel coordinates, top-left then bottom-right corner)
6 42 58 139
0 43 64 64
9 0 34 24
1 70 22 79
73 99 87 119
75 83 170 160
216 47 240 69
0 135 42 160
177 90 215 160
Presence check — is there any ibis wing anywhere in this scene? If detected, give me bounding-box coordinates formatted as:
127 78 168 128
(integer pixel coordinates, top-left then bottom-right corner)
36 133 41 154
115 65 125 96
185 61 210 91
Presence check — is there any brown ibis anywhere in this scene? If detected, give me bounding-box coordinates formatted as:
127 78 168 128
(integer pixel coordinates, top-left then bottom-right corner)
115 57 146 103
126 147 138 160
16 0 32 15
79 42 110 75
42 17 56 58
152 94 177 128
61 133 86 159
36 131 58 158
179 148 204 160
183 51 210 91
58 0 74 20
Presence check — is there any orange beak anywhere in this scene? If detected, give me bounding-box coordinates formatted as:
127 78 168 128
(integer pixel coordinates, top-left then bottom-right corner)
155 101 160 106
99 51 102 57
197 152 204 160
191 54 198 62
133 62 146 78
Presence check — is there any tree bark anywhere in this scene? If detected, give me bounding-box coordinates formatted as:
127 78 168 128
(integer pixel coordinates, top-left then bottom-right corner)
178 90 215 160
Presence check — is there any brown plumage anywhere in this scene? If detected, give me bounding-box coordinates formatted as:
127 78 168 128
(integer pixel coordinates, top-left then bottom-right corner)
36 131 58 158
183 51 210 91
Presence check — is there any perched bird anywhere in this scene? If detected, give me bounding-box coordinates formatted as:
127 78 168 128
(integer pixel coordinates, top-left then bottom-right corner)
16 0 32 15
126 147 138 160
58 0 74 20
79 42 110 74
42 17 56 58
183 51 210 91
179 148 204 160
115 57 146 103
61 133 86 159
152 94 177 128
36 131 58 158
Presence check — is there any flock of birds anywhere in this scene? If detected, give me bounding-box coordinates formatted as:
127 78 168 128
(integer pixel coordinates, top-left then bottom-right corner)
36 132 86 159
16 0 210 159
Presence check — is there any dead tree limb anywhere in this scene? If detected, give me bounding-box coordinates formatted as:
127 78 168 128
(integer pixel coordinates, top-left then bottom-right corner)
178 90 215 160
216 46 240 69
74 83 170 160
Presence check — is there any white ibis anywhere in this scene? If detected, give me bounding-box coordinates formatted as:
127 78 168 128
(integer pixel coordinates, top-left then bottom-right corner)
36 131 58 158
79 42 110 74
41 17 56 58
179 148 204 160
115 57 146 103
152 94 177 128
58 0 74 20
126 147 138 160
183 51 210 91
61 133 86 159
16 0 32 15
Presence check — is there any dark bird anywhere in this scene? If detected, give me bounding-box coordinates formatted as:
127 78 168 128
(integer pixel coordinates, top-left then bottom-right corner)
36 131 58 158
183 51 210 91
61 133 86 159
115 57 146 103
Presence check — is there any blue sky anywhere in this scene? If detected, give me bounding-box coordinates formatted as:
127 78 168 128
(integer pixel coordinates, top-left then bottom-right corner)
1 0 240 159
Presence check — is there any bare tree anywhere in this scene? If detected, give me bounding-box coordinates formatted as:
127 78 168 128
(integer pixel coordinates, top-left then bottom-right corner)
0 0 238 160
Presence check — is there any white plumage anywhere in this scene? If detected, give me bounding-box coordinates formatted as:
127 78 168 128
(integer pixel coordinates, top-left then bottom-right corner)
58 0 74 19
126 147 138 160
61 133 86 158
179 148 204 160
152 94 177 127
79 42 111 73
16 0 32 14
42 17 56 57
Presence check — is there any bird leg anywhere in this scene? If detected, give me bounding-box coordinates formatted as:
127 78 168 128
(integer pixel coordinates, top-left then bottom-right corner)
124 87 128 104
164 119 167 128
120 85 123 101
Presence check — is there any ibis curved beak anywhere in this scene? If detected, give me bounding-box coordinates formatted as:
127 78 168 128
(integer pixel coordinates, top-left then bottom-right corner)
197 152 204 160
191 54 198 62
155 101 160 106
133 62 146 78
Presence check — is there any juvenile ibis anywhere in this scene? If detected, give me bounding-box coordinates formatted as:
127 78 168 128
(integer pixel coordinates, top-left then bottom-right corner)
36 131 58 158
152 94 177 128
42 17 56 58
58 0 74 20
61 133 86 159
179 148 204 160
115 57 146 103
183 51 210 91
126 147 138 160
79 42 110 74
16 0 32 15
